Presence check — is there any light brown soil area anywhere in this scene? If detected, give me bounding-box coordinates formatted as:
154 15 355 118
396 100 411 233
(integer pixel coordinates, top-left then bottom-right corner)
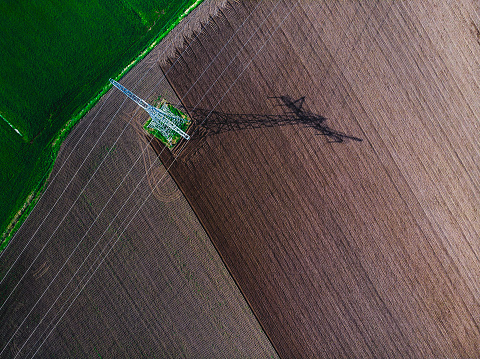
0 1 278 357
158 0 480 357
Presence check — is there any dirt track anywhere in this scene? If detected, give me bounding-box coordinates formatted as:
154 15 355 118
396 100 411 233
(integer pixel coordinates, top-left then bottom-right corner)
158 0 480 357
0 1 278 357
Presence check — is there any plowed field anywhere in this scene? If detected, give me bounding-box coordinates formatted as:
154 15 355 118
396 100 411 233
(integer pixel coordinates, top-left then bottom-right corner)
158 0 480 357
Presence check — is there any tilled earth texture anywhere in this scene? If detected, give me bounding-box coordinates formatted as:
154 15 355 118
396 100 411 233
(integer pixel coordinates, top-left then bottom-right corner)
158 0 480 358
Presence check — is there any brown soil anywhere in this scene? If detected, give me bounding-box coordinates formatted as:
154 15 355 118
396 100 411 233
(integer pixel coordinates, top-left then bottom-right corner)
158 0 480 357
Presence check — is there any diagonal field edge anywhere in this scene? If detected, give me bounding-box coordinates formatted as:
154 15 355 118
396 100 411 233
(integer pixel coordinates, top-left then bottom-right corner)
5 0 276 356
0 2 206 353
28 3 301 357
0 0 195 276
0 0 197 262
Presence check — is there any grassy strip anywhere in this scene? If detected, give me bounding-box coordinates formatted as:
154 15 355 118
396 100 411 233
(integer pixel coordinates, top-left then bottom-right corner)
0 158 53 252
0 1 203 250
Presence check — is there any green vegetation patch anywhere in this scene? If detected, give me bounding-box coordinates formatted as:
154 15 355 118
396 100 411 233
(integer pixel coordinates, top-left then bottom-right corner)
143 99 191 149
0 0 202 249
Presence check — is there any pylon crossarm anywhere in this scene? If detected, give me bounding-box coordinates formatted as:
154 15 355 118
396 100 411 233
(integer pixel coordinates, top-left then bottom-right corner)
109 79 149 110
109 78 190 141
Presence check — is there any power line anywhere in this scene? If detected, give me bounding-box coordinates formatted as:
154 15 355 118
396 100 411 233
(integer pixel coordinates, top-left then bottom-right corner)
29 3 299 357
2 0 270 356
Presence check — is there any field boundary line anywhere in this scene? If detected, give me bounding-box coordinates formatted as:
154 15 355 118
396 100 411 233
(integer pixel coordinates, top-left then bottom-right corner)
29 3 300 357
0 0 199 319
4 0 276 356
0 0 205 253
0 0 197 258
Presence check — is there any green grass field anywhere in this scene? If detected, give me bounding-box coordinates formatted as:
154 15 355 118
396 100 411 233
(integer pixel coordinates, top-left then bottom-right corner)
0 0 201 248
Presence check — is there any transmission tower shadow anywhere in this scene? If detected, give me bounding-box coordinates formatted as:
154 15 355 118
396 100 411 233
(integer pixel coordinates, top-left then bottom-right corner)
182 96 362 145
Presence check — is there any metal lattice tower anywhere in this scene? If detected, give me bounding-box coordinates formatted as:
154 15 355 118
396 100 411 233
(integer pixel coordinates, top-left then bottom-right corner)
109 79 190 140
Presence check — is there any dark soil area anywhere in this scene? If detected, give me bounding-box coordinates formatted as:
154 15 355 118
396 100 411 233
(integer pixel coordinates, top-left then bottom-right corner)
159 0 480 357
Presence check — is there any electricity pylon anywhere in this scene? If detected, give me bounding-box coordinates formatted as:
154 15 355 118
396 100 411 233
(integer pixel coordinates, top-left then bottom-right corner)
110 79 190 140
